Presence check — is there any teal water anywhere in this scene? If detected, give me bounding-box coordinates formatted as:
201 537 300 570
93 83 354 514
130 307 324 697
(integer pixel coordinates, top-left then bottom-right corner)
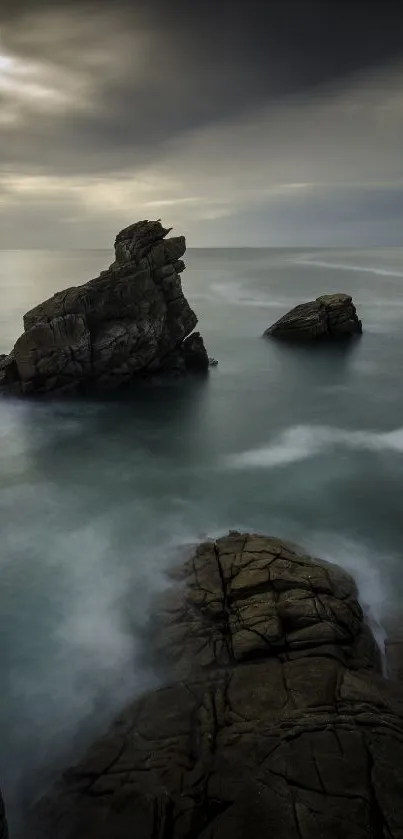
1 246 403 827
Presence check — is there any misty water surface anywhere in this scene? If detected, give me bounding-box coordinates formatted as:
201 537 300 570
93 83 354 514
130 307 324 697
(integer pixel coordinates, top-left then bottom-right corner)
1 246 403 830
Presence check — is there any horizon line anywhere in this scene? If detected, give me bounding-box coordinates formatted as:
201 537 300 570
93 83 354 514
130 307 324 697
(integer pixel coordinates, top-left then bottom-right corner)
1 244 403 252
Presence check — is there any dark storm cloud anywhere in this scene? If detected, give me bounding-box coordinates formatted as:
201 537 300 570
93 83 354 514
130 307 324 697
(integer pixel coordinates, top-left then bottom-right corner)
1 0 403 245
4 0 403 84
1 0 403 176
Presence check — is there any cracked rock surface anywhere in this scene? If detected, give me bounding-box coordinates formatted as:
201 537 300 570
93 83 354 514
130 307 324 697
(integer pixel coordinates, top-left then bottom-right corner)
265 293 362 341
31 533 403 838
0 220 209 396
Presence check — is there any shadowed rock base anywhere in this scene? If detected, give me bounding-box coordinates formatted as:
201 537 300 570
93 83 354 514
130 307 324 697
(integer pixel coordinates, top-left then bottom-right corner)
30 533 403 839
0 792 7 839
265 293 362 341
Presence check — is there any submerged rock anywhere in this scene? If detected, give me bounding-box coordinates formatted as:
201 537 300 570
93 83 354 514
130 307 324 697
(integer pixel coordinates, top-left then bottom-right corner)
0 220 211 396
31 532 403 839
265 292 362 341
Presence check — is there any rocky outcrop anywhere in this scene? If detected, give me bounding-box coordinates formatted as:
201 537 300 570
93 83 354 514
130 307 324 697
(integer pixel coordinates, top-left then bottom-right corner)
31 533 403 839
0 220 210 396
265 293 362 341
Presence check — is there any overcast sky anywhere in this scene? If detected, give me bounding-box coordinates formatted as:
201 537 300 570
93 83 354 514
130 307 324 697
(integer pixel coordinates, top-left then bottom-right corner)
1 0 403 247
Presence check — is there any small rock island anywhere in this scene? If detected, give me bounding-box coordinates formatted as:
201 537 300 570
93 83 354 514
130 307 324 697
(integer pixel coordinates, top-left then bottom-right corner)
265 293 362 341
0 220 209 396
31 532 403 839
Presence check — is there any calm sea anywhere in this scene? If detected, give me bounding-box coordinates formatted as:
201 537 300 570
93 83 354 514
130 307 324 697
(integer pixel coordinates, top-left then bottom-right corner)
1 246 403 830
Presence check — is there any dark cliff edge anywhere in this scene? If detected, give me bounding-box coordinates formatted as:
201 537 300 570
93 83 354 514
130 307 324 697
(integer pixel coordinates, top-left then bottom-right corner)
0 220 211 397
24 532 403 839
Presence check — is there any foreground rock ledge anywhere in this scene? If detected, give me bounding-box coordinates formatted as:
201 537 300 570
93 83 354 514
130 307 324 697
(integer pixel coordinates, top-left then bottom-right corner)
31 533 403 839
0 220 210 396
265 293 362 341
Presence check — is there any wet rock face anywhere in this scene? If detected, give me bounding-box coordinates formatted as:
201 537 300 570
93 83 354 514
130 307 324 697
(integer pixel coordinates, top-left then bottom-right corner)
265 293 362 341
0 220 209 395
181 331 210 372
31 533 403 839
154 331 210 377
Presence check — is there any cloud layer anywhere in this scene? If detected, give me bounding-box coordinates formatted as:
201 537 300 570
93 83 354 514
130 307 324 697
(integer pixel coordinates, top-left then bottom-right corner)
1 1 403 246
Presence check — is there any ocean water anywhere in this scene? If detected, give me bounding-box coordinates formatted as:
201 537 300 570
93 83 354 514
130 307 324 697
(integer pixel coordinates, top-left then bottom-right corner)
1 246 403 828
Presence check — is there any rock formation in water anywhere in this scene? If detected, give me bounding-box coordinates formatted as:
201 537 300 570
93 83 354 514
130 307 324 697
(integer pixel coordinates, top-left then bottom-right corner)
265 293 362 341
31 532 403 839
0 220 210 396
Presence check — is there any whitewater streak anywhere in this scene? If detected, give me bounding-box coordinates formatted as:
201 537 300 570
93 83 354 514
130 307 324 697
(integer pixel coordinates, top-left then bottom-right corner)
293 258 403 278
225 425 403 469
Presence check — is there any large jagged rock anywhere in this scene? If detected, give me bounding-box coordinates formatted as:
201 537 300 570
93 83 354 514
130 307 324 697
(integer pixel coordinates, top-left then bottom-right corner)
0 220 209 395
265 293 362 341
31 533 403 839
